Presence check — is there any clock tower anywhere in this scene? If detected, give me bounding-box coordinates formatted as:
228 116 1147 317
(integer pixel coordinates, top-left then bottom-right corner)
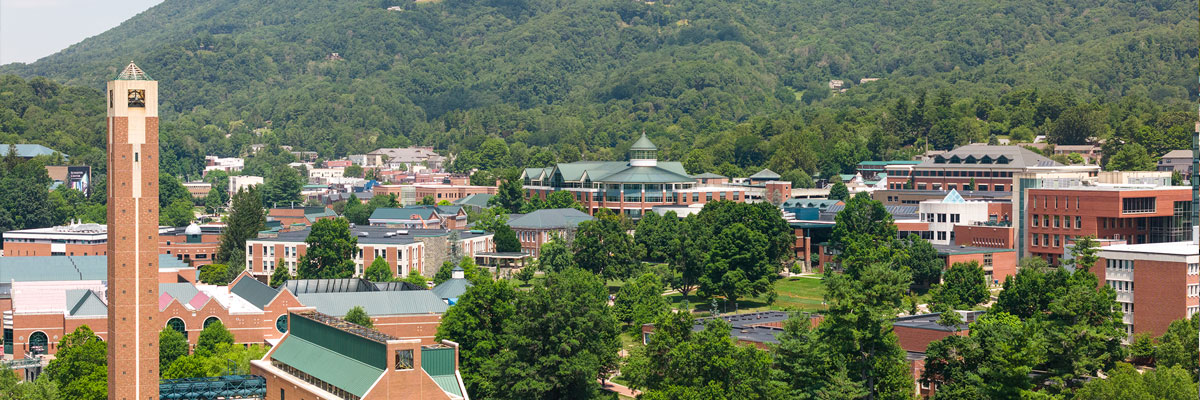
106 62 159 400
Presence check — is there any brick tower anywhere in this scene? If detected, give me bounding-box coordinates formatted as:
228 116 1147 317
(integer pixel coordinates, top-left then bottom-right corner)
106 62 159 399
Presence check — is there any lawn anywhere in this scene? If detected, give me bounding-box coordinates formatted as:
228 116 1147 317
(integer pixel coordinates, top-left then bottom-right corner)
664 275 827 313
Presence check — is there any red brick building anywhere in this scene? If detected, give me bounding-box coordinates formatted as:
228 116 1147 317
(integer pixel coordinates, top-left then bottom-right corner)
3 223 223 267
1094 240 1199 339
884 145 1098 192
1025 186 1193 265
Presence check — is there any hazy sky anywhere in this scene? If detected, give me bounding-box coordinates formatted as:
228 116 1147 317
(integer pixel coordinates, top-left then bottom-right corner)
1 0 163 64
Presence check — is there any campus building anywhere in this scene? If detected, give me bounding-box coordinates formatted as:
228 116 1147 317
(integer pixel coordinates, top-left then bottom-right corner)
373 183 496 206
251 309 467 400
1024 185 1192 264
915 190 1009 245
369 205 469 230
245 227 493 280
1095 240 1199 339
506 208 594 256
3 222 223 266
522 134 748 218
884 145 1099 192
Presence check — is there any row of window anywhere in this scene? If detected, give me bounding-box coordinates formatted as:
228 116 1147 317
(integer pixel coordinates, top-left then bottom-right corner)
1032 195 1081 211
1106 280 1134 292
1100 217 1148 231
1188 284 1199 298
1120 302 1134 314
1031 215 1082 229
1032 233 1062 247
901 183 1006 191
1189 263 1199 275
921 213 961 224
1106 259 1134 271
905 170 1015 178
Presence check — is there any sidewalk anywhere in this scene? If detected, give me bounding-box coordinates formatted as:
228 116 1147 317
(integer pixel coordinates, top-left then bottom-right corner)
599 378 641 398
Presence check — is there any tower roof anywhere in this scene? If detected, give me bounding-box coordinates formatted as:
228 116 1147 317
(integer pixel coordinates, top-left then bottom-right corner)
631 133 657 151
116 62 152 81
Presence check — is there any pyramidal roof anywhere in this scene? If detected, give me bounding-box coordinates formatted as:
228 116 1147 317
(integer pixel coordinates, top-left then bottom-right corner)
116 62 152 81
630 133 657 151
942 189 965 204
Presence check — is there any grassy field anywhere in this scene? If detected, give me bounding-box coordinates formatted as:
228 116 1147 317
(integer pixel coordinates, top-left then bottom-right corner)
665 275 827 313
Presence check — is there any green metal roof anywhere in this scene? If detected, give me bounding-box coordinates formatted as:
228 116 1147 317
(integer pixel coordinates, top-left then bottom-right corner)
692 172 727 179
370 207 438 221
231 277 278 309
116 62 152 80
161 283 201 305
507 208 594 230
431 279 471 300
592 166 695 183
0 254 188 282
454 193 494 209
630 133 658 150
858 160 921 166
429 375 463 397
66 289 107 316
296 291 448 317
270 337 383 397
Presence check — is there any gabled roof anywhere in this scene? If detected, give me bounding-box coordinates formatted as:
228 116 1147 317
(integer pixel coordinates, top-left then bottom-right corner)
1161 150 1192 159
431 278 472 300
297 290 448 317
749 169 781 180
370 207 438 221
435 205 464 216
630 133 658 151
508 208 594 230
692 172 727 179
0 144 63 159
230 276 279 309
269 335 384 398
284 278 378 294
920 145 1060 168
454 193 494 209
66 289 107 317
591 166 696 183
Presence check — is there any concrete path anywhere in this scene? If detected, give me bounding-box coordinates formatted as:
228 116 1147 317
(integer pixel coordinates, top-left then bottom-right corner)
599 379 641 398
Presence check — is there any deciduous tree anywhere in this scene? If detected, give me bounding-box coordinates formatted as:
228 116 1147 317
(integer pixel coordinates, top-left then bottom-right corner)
364 256 394 282
344 306 374 328
297 218 357 279
44 325 107 400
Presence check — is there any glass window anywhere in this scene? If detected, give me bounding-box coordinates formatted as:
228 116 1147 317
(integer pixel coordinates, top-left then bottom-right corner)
395 349 414 370
276 315 288 333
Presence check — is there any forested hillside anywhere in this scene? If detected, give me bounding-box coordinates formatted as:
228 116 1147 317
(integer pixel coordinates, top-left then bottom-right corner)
1 0 1195 179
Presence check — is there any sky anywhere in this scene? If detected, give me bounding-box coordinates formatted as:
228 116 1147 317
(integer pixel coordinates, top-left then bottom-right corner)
0 0 163 64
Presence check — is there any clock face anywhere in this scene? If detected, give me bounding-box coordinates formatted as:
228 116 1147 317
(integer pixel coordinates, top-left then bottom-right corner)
127 89 146 107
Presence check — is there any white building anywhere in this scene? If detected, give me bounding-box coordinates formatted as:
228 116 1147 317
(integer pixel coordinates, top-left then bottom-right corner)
204 156 244 175
307 168 345 184
918 190 992 245
229 175 264 197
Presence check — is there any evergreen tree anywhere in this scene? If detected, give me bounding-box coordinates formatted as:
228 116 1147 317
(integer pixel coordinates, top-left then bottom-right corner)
269 263 291 288
364 256 394 281
216 186 265 264
828 181 850 201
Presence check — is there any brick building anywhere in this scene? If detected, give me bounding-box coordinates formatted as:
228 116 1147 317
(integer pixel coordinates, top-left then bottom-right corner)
933 245 1018 285
884 145 1098 192
506 208 594 256
1094 240 1199 339
267 206 339 230
374 184 496 206
250 309 467 400
369 205 468 230
245 226 493 280
3 222 223 266
1024 185 1192 264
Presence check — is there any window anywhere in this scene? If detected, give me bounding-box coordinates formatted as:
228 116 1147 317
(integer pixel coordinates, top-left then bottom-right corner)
127 89 146 107
1122 197 1156 214
1054 216 1060 228
1042 234 1049 247
276 315 289 333
1032 215 1039 227
995 184 1004 191
937 231 947 241
983 254 993 267
1043 216 1050 227
1189 284 1199 298
1075 216 1082 229
1033 234 1040 246
1053 235 1060 247
167 318 187 338
1188 263 1199 275
950 214 960 223
395 349 414 370
938 214 947 223
203 317 221 329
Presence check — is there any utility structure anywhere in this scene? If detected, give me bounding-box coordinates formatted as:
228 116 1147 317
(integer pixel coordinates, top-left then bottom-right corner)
107 62 160 399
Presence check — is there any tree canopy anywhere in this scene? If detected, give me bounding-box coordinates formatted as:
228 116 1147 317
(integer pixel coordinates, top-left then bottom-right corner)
296 217 358 279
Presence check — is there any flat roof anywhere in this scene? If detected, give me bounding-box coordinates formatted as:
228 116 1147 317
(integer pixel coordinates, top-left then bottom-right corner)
1029 185 1191 192
893 312 977 332
253 227 491 245
932 244 1016 255
1098 241 1198 256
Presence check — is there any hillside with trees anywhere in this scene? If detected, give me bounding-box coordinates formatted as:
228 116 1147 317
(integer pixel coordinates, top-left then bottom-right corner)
0 0 1194 181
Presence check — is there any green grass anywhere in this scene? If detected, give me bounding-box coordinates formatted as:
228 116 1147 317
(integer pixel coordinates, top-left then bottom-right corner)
664 276 827 313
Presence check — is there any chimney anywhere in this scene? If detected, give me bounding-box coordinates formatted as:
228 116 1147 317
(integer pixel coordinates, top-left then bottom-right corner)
452 266 465 280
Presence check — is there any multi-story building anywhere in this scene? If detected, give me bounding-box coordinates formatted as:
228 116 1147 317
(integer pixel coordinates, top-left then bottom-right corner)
1095 239 1199 339
884 145 1099 192
204 155 244 175
3 222 223 266
267 206 339 230
857 160 920 181
507 208 594 256
308 167 345 184
369 205 468 230
251 309 468 400
245 226 493 280
915 190 1005 245
368 146 449 170
182 181 211 198
1025 185 1192 264
522 134 747 218
229 175 264 196
374 183 496 206
1158 149 1195 177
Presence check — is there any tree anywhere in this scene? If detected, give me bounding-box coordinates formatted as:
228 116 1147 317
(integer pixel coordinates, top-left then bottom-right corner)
1048 105 1105 145
929 261 989 310
364 256 394 281
492 224 521 253
0 369 58 400
830 192 898 277
613 273 668 332
1105 143 1155 171
296 218 357 279
922 312 1043 398
160 326 190 368
203 189 223 214
819 263 914 400
625 312 783 400
490 174 526 213
666 215 707 302
1066 235 1099 271
199 263 235 285
542 190 584 211
161 198 196 226
634 210 678 262
434 257 487 284
772 313 831 399
896 234 943 290
44 325 107 400
196 321 235 356
483 268 620 399
1075 363 1197 400
573 208 637 280
269 263 291 288
216 186 265 264
436 279 518 397
342 193 370 225
699 223 772 308
537 236 575 273
263 165 304 206
419 195 436 205
402 271 429 287
828 181 849 201
1154 314 1199 381
343 164 364 178
344 306 374 328
159 172 193 210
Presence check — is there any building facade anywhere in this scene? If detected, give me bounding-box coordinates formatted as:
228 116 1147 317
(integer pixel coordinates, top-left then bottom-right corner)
1025 185 1192 264
246 227 493 280
1095 241 1199 339
884 145 1099 192
507 208 594 256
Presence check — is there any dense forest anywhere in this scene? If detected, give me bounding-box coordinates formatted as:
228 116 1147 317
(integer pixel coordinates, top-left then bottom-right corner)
0 0 1195 180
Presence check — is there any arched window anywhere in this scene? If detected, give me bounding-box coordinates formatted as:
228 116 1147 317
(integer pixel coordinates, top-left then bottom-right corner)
275 315 288 333
28 332 48 355
203 317 221 329
167 318 187 338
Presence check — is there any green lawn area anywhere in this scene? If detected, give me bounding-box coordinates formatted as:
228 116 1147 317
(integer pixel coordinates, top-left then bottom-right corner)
664 276 827 313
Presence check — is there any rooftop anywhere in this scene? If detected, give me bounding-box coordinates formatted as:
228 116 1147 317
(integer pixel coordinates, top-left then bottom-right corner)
283 278 422 294
917 145 1060 169
1160 149 1192 158
894 311 981 332
1097 241 1199 257
253 226 490 245
932 244 1016 256
630 133 658 151
0 254 189 282
0 144 64 159
507 208 594 230
116 62 152 80
297 290 449 317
